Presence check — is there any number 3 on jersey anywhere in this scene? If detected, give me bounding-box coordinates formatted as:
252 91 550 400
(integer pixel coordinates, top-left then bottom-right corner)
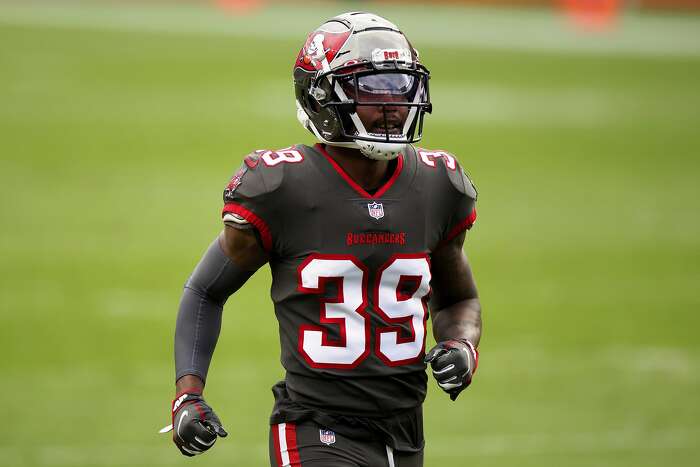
297 254 431 369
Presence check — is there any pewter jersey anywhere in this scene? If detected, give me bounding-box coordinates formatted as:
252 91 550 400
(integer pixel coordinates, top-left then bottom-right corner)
222 143 476 419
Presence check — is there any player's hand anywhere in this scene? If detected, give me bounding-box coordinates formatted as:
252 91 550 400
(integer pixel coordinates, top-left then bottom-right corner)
424 339 478 401
168 392 228 456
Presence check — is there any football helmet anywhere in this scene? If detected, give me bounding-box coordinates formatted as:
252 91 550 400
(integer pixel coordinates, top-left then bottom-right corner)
293 12 431 161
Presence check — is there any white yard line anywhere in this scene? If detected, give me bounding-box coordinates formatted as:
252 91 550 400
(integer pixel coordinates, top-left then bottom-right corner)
0 2 699 58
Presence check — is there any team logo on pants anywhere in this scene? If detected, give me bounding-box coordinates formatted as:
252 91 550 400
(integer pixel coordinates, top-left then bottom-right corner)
367 202 384 220
319 429 336 445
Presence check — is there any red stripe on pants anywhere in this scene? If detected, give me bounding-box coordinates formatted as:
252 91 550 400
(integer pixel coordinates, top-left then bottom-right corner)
286 422 301 466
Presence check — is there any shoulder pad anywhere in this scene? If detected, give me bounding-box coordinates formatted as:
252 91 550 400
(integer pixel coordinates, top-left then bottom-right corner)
415 148 477 200
224 147 306 202
452 164 478 201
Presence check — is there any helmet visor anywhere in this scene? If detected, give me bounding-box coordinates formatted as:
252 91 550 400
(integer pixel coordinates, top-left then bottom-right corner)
340 72 420 103
358 73 415 97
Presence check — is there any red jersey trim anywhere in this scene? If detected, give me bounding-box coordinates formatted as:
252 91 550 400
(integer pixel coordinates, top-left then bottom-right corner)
222 202 273 252
314 143 404 199
437 208 477 250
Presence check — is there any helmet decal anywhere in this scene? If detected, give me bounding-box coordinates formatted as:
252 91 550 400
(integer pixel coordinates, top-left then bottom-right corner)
370 48 412 64
296 28 352 72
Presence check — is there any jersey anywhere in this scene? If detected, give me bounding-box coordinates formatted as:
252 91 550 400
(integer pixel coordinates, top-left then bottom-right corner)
221 143 477 450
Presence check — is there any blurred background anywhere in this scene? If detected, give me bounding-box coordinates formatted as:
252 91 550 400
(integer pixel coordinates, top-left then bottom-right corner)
1 0 699 466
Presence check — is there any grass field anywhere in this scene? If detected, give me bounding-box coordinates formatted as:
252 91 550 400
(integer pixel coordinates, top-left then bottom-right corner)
1 1 699 466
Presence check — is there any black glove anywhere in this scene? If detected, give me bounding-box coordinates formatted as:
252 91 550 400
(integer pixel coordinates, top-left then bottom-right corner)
170 392 228 456
424 339 478 401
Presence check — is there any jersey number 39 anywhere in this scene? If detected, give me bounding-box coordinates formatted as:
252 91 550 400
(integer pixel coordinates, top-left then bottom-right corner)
297 254 430 369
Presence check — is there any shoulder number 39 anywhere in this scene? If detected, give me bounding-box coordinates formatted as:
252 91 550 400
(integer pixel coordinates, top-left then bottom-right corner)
297 254 431 369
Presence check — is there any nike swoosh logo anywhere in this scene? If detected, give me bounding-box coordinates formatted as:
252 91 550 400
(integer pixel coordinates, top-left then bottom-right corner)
177 410 188 440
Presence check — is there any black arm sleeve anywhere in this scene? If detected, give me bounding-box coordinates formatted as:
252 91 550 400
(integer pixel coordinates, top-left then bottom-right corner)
174 237 253 382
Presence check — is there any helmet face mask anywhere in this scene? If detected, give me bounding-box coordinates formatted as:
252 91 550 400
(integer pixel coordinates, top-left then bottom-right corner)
293 12 432 161
323 63 431 146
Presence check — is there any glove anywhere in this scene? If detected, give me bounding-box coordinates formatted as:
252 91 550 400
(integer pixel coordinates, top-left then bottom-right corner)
424 339 478 401
168 391 228 456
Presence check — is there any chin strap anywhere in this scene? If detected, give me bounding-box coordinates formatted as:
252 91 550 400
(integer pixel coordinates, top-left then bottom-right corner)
356 140 407 161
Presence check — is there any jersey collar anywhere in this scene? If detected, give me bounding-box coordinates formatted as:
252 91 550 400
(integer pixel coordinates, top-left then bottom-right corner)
314 144 404 199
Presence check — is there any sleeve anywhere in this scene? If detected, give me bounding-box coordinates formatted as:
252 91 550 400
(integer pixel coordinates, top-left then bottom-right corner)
439 160 478 246
174 238 253 382
221 152 283 253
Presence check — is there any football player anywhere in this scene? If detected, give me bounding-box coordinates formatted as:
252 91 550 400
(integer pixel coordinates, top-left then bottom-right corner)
168 12 481 467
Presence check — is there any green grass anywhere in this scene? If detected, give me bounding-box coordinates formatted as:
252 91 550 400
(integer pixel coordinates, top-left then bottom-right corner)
1 2 699 466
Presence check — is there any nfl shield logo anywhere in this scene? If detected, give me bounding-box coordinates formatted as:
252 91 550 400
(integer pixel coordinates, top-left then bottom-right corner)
319 429 336 445
367 202 384 220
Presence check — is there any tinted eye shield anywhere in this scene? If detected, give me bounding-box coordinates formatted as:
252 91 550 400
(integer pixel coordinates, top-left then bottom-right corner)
313 62 432 113
341 73 415 102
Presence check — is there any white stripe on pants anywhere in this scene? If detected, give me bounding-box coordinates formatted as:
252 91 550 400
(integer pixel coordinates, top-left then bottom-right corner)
278 423 290 466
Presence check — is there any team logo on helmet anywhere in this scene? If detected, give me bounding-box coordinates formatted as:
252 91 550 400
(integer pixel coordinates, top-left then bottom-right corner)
319 429 336 445
296 29 352 72
367 202 385 220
